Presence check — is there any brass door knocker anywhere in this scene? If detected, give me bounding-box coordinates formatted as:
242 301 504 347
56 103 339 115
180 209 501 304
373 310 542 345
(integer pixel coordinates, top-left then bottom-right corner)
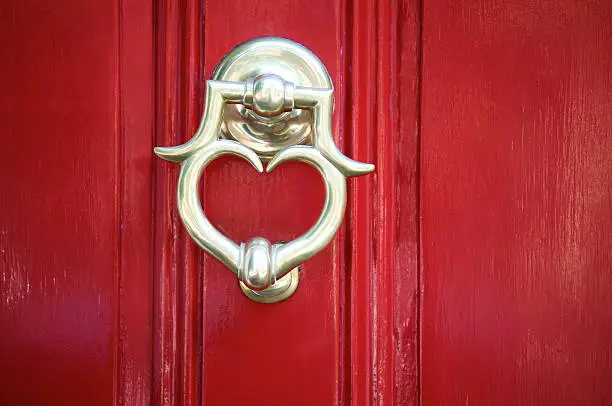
155 37 374 303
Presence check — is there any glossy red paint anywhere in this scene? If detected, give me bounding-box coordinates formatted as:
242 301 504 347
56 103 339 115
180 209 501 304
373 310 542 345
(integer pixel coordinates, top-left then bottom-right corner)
8 0 611 405
0 0 417 405
0 0 155 404
348 0 420 405
1 1 133 404
153 1 204 405
421 1 612 404
119 0 155 403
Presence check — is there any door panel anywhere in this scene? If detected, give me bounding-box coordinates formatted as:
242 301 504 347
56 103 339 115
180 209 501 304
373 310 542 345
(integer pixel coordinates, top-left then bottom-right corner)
0 1 121 404
0 1 154 405
152 1 419 405
155 0 417 405
421 1 612 404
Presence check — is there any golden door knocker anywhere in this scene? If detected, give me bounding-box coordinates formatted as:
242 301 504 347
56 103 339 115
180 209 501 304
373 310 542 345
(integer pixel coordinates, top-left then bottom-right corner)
155 37 374 303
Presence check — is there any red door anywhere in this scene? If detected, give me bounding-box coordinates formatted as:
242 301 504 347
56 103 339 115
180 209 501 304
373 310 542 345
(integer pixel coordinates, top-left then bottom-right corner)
1 1 610 405
420 1 612 404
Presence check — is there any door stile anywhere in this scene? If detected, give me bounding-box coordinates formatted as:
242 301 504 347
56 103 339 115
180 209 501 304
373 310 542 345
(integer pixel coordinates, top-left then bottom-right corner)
152 1 204 405
118 0 155 404
346 0 421 404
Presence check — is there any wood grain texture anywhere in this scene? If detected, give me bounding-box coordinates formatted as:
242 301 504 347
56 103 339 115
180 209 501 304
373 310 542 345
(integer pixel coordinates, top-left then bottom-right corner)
421 1 612 404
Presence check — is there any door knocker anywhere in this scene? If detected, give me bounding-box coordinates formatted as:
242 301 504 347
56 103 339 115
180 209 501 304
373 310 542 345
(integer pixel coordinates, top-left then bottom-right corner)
155 37 374 303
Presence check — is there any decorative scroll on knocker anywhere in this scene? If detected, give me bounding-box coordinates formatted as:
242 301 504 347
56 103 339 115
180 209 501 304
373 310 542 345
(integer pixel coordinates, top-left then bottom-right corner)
155 37 374 303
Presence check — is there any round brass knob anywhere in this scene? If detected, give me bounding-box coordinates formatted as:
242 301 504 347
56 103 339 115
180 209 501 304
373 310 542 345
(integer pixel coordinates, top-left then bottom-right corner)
243 74 294 118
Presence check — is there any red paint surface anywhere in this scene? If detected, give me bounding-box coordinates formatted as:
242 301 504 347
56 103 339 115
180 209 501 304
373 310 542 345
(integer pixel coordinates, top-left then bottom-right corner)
119 0 155 403
421 1 612 404
0 1 121 404
0 1 154 405
7 0 611 405
348 0 420 405
153 1 204 405
0 1 416 405
0 0 413 404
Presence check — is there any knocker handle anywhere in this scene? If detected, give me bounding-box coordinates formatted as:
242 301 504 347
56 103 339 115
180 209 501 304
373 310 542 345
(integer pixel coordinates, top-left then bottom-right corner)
154 37 373 303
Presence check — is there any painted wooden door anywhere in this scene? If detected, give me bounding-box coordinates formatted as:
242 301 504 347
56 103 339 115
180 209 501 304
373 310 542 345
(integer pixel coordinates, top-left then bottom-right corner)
0 0 610 406
420 1 612 404
0 0 417 404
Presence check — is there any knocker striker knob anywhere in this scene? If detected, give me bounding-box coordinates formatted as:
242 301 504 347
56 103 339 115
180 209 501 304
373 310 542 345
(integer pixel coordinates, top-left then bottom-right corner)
239 237 275 291
243 73 295 118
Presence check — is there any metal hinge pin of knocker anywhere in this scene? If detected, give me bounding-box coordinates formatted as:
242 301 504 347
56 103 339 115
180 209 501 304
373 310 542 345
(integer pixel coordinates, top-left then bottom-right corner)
155 37 374 303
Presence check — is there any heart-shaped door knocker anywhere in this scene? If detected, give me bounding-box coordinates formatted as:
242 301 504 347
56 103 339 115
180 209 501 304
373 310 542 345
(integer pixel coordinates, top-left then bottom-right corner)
155 37 374 303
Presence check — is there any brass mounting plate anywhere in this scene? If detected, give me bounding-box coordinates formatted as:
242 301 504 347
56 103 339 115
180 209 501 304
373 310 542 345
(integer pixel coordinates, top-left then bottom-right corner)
212 37 333 161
